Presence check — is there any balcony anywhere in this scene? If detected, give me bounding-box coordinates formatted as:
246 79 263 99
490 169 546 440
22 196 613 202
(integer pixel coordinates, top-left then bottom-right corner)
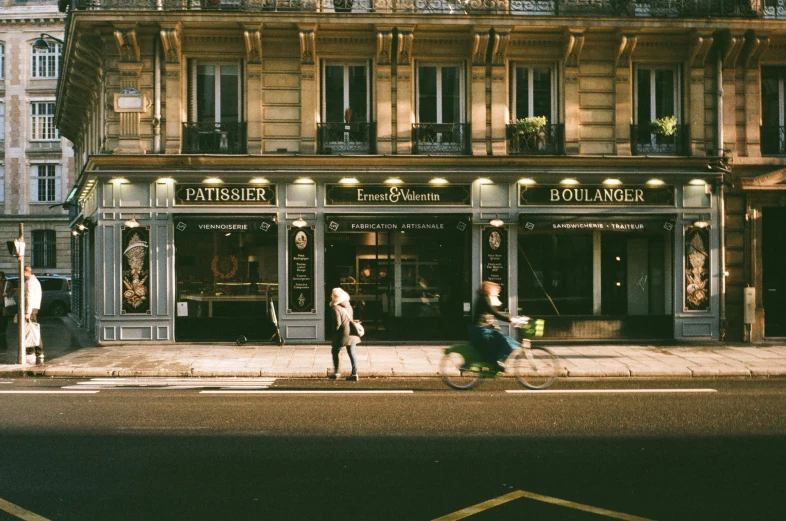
182 122 247 154
317 122 376 154
412 123 470 155
63 0 772 16
506 123 564 155
630 123 690 156
761 126 786 155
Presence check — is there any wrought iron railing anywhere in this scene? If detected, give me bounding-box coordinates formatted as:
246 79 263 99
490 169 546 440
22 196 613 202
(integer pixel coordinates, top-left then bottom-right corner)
182 122 247 154
412 123 470 155
761 126 786 155
506 123 564 155
317 122 376 154
62 0 779 17
631 123 690 156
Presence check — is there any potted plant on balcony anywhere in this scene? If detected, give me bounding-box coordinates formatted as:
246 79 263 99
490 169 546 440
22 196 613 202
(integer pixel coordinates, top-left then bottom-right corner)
514 116 547 152
650 115 677 137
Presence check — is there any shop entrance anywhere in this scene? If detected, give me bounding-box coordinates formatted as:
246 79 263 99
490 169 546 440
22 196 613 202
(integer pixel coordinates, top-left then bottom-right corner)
324 215 472 341
763 208 786 337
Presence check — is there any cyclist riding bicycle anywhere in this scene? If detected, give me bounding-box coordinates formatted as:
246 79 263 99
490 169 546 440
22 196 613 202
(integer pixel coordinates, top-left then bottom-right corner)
469 281 528 372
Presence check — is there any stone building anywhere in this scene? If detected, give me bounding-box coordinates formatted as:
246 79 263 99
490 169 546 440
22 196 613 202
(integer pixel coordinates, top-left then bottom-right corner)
54 0 785 345
0 0 75 280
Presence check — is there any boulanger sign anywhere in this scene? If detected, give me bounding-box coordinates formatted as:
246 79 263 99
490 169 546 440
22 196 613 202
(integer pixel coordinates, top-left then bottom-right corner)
175 184 276 206
326 184 471 206
519 185 674 206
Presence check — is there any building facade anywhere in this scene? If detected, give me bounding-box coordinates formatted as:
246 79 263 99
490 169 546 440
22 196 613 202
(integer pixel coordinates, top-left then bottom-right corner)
0 0 75 279
55 0 785 345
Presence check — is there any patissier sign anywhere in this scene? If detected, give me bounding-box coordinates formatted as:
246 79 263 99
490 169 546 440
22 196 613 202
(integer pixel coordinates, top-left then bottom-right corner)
175 184 276 206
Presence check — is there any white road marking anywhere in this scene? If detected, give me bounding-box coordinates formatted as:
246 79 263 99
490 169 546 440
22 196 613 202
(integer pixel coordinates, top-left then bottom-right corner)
0 497 51 521
200 390 414 394
63 377 276 390
0 391 99 394
506 388 717 394
432 489 655 521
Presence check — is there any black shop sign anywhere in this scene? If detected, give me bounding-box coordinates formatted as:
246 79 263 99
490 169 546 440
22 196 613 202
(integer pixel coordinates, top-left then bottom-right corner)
288 227 315 313
482 227 508 311
519 185 674 206
326 184 471 206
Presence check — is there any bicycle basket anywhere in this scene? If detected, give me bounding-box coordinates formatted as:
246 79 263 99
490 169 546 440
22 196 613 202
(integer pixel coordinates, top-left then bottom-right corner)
520 319 545 339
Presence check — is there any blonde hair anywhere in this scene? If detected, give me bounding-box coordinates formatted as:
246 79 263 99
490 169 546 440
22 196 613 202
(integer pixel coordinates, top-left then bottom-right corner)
481 281 501 295
331 287 350 305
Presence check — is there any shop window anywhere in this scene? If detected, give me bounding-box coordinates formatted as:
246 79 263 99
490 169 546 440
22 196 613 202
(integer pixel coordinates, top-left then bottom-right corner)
761 67 786 155
31 164 60 203
31 41 61 79
318 63 373 154
414 64 468 154
633 66 686 155
174 218 278 342
30 101 59 141
508 65 562 155
184 61 245 153
31 230 56 269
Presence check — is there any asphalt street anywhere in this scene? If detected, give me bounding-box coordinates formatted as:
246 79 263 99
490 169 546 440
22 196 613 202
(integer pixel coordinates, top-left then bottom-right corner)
1 378 785 520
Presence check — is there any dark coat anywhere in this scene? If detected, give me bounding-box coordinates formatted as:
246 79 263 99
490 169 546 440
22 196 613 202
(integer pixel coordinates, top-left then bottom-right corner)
331 299 361 348
472 291 512 328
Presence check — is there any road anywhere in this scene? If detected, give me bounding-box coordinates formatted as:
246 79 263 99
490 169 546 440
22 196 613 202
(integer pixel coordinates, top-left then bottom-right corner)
1 377 785 520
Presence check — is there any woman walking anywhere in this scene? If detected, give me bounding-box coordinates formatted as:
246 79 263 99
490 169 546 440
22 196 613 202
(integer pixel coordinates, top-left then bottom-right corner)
329 287 360 381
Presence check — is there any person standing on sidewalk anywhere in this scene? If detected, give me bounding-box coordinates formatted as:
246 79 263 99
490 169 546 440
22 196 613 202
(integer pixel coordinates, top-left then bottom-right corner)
23 266 43 365
329 287 360 381
0 272 12 351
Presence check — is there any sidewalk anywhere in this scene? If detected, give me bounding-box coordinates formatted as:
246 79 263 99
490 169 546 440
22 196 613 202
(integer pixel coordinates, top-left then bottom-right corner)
2 333 786 378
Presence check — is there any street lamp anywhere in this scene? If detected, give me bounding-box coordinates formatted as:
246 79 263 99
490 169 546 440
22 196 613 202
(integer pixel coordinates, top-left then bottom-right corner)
32 33 64 51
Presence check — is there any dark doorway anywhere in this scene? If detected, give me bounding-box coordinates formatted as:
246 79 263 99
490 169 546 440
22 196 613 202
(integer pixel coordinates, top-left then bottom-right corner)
763 208 786 337
324 216 471 341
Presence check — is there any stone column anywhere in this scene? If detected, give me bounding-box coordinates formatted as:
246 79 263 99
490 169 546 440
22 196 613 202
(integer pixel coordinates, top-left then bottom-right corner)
299 27 317 155
113 26 145 154
159 24 182 154
489 30 510 156
687 33 713 157
244 26 264 155
395 30 414 155
743 34 769 158
376 29 394 155
563 30 584 155
471 29 490 156
614 34 637 156
721 33 745 154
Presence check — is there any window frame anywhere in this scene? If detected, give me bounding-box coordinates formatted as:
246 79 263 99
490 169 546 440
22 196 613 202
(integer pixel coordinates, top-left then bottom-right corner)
320 61 371 124
30 100 59 141
509 63 558 124
762 67 786 128
0 42 5 80
31 41 61 79
633 64 682 124
30 163 61 203
189 61 243 124
0 101 4 142
415 63 466 124
31 230 57 270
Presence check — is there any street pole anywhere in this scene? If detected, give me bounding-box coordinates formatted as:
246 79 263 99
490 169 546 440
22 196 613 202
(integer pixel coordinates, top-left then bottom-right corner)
17 224 25 365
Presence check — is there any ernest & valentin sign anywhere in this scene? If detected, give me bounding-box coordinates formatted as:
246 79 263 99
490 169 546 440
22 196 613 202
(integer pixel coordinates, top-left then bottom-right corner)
326 184 471 206
519 185 674 206
175 184 276 206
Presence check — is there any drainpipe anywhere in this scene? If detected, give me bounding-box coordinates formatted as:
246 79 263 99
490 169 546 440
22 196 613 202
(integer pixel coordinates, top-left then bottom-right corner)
153 35 162 154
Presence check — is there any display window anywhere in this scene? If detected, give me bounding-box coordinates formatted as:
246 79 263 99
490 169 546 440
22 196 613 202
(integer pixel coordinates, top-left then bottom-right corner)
174 216 278 342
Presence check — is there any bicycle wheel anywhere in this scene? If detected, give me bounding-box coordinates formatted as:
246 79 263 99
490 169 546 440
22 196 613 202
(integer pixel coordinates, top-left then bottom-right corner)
441 351 483 390
513 346 559 390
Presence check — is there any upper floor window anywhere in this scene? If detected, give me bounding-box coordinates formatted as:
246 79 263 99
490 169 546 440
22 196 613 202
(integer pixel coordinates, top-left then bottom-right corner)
0 43 5 80
30 102 59 141
31 42 61 79
0 102 4 142
0 164 5 203
322 63 369 123
417 64 464 124
633 65 686 155
762 67 786 155
31 164 61 203
31 230 57 269
191 62 241 124
511 65 555 123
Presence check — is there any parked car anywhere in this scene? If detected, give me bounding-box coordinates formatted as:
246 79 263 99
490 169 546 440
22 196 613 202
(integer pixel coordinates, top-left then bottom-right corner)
7 275 72 317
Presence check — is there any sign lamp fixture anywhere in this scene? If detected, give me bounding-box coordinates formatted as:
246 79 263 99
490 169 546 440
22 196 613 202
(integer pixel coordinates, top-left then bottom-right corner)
292 215 308 228
124 215 140 228
489 215 505 227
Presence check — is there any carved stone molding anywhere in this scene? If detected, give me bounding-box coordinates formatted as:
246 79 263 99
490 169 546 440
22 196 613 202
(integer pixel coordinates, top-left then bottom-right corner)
689 33 714 69
563 30 584 68
159 25 181 64
113 26 140 63
472 30 490 66
491 30 510 67
397 31 413 66
299 29 315 65
744 34 770 70
377 31 393 65
722 32 745 69
244 28 262 65
616 34 637 69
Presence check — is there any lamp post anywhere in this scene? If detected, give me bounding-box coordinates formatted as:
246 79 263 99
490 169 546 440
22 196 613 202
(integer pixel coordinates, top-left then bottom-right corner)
6 225 25 365
32 33 64 51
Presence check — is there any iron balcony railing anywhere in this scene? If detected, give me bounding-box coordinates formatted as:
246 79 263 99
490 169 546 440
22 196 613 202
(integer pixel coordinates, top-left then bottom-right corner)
62 0 784 17
412 123 470 155
630 123 690 156
317 122 376 154
182 122 247 154
761 126 786 156
506 123 565 155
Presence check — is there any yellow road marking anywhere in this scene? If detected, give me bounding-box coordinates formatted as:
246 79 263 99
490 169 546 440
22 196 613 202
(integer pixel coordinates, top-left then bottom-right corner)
0 497 51 521
432 489 656 521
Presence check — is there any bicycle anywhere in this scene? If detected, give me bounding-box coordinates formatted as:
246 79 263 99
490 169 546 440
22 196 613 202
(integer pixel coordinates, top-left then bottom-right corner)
440 318 559 390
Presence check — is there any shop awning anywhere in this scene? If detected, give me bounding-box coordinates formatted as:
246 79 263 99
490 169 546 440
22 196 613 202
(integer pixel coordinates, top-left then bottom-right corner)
326 214 472 233
174 216 277 234
519 214 676 233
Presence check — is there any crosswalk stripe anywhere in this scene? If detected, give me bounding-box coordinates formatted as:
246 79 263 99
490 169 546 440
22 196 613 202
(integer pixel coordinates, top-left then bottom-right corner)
506 388 717 394
64 377 276 390
200 390 414 394
0 391 99 394
0 497 51 521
